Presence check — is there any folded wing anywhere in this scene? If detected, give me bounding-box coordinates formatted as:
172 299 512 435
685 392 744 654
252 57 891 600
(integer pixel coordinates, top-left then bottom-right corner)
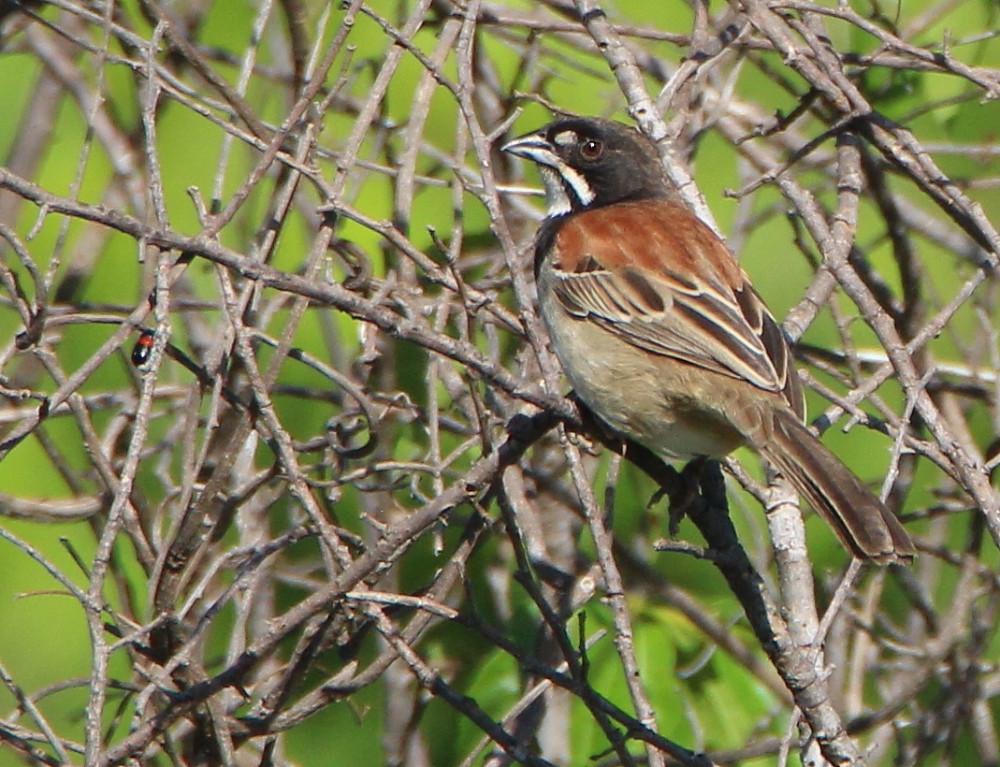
549 200 804 418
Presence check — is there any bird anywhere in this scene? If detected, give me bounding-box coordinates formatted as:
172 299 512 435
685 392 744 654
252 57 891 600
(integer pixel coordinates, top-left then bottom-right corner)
501 116 914 563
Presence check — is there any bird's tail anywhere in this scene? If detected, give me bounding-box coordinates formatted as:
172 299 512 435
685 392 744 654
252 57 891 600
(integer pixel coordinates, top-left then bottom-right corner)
754 408 915 564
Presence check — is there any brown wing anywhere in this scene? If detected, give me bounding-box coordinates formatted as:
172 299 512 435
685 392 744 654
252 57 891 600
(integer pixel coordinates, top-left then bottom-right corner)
550 199 804 417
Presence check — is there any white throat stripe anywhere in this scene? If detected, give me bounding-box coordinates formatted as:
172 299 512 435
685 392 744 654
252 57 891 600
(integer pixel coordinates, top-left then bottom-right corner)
539 167 572 216
557 162 595 207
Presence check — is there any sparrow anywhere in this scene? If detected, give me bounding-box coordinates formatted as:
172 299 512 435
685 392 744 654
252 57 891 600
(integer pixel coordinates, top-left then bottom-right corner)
502 116 914 563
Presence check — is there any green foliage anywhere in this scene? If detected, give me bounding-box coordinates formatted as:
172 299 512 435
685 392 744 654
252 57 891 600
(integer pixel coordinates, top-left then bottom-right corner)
1 0 998 765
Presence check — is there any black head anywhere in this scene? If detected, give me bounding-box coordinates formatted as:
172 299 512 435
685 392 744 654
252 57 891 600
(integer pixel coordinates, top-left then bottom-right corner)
501 117 669 217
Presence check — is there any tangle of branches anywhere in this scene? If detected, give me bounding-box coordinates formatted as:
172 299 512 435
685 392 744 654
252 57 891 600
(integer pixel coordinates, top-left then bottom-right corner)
1 1 1000 765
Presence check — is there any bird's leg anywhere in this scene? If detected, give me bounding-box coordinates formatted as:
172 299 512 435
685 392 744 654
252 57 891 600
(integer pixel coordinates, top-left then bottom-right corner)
568 391 704 536
663 457 708 537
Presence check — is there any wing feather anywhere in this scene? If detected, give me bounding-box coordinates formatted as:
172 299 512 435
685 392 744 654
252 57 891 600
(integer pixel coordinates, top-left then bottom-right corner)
549 200 803 413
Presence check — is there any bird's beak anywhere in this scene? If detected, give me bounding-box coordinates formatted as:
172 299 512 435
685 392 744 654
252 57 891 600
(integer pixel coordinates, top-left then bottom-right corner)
501 131 559 167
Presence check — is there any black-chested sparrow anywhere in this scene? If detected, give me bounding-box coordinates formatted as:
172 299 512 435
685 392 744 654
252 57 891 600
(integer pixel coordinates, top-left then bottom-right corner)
502 116 914 563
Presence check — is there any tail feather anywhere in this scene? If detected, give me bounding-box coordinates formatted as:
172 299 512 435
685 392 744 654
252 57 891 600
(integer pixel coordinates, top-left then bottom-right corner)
754 408 914 563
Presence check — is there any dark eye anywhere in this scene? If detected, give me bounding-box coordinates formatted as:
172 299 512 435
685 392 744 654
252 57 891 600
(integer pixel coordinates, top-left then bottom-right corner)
579 138 603 159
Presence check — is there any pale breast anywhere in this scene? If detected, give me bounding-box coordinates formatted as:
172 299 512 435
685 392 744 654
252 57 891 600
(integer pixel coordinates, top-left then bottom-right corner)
537 260 746 459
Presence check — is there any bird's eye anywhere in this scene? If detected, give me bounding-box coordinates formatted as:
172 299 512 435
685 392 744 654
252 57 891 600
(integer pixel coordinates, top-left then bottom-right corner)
579 138 603 159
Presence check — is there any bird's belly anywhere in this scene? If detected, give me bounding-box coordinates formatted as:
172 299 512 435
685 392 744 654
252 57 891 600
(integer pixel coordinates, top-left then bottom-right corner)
541 305 745 459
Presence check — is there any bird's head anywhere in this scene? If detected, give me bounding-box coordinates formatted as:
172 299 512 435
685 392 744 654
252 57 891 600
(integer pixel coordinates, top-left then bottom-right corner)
502 117 669 217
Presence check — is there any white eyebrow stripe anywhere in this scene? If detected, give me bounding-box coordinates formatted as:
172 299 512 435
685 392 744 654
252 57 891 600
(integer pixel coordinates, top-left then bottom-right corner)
553 130 577 146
